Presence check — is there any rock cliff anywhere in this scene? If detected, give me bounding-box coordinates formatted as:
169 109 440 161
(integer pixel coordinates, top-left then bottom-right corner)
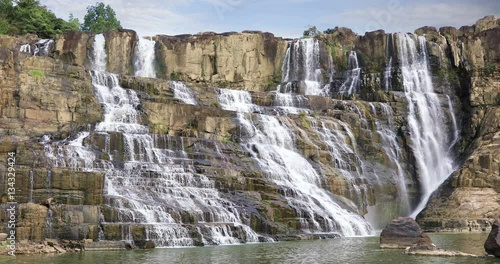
415 16 500 230
0 15 498 246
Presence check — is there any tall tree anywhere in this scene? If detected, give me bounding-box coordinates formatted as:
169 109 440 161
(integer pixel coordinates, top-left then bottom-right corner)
81 2 122 33
67 13 81 32
0 0 14 34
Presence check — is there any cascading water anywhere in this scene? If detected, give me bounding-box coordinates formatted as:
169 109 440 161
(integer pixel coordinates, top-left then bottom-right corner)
397 33 457 218
218 89 371 237
19 39 54 56
370 102 411 215
384 58 393 91
93 34 261 246
170 81 198 105
338 51 361 95
308 118 373 215
218 88 259 113
134 37 156 78
92 34 107 72
43 34 262 247
279 38 330 96
446 95 460 149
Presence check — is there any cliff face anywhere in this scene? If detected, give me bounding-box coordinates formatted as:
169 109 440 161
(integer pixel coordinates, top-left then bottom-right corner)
0 16 498 246
415 16 500 229
0 34 104 241
53 30 288 92
155 32 288 92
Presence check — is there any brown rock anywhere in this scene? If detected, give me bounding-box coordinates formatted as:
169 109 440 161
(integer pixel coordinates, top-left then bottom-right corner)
475 15 500 32
103 29 138 75
134 240 156 249
380 217 433 249
484 220 500 257
155 32 288 92
53 31 92 66
405 245 477 257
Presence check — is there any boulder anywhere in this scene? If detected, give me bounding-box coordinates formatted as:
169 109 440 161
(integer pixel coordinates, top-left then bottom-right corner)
380 217 433 249
134 240 156 249
0 233 7 241
484 220 500 257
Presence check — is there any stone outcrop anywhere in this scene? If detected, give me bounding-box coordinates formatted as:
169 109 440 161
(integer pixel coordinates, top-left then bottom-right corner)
417 16 500 230
405 243 478 257
380 217 433 249
53 32 93 67
0 34 105 244
155 32 288 92
104 29 138 75
484 220 500 257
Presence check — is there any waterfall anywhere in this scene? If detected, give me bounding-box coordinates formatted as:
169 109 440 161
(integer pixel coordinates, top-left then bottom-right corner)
19 39 54 56
280 38 330 96
218 89 372 237
309 119 372 214
397 34 456 218
370 102 411 215
93 34 260 246
273 93 309 114
170 81 198 105
134 37 156 78
384 58 393 91
43 34 262 247
446 95 460 149
338 51 361 95
92 34 107 72
218 88 259 113
33 39 54 56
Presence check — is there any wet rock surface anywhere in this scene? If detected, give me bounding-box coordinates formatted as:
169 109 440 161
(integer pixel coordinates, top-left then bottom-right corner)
380 217 433 249
484 220 500 257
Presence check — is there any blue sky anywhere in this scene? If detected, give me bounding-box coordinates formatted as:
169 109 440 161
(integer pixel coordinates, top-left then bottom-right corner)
41 0 500 37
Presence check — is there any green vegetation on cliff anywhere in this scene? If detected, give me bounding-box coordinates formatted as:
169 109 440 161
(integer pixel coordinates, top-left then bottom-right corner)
0 0 79 38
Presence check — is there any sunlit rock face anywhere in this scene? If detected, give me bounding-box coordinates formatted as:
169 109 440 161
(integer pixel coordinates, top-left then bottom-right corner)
0 15 498 245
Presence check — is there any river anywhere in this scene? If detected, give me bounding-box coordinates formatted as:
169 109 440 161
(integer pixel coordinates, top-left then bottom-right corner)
1 233 497 264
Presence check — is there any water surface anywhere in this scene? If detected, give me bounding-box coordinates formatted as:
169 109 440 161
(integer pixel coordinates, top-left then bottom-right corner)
2 233 496 264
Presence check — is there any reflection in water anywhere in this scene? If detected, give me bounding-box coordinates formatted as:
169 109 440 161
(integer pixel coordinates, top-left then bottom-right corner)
4 233 496 264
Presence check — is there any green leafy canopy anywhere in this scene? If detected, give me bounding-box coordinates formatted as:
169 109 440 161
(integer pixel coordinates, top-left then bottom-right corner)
0 0 81 38
81 2 122 33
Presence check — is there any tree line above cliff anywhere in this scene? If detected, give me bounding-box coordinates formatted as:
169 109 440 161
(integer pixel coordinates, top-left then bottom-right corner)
0 0 121 38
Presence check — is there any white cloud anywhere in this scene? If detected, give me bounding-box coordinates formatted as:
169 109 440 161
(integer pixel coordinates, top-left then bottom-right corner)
321 2 499 34
41 0 201 36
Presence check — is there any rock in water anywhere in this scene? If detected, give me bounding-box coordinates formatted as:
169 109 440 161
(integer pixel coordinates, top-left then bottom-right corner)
484 220 500 257
134 240 156 249
380 217 433 249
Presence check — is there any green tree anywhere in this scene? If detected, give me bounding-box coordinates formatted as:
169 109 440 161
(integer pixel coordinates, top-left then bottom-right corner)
10 0 61 37
303 25 320 37
81 2 122 33
323 28 336 34
67 13 81 32
0 0 79 37
0 0 14 34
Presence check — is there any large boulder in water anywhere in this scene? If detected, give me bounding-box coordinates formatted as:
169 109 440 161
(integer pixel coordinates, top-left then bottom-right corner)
380 217 433 249
484 220 500 257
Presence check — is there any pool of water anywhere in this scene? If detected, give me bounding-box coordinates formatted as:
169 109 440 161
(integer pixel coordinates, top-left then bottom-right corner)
2 233 497 264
